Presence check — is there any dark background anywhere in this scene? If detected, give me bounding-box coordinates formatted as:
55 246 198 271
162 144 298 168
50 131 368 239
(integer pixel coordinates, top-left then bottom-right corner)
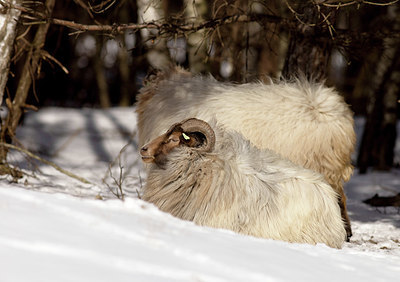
3 0 400 171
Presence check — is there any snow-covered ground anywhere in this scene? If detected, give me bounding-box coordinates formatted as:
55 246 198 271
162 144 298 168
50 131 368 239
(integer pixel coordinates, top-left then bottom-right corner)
1 107 399 281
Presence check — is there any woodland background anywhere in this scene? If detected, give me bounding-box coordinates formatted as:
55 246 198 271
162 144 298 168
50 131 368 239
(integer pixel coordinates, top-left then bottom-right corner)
0 0 399 175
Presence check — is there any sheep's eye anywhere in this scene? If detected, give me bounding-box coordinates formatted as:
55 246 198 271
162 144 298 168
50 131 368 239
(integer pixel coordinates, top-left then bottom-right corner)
166 136 179 143
182 133 191 141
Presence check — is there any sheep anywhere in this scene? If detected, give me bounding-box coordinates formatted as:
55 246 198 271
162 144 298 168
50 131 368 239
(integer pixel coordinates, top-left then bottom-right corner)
140 118 347 249
136 67 356 239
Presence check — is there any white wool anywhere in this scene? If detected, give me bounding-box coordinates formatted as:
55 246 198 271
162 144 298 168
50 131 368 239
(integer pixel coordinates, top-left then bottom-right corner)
136 68 356 236
143 125 347 249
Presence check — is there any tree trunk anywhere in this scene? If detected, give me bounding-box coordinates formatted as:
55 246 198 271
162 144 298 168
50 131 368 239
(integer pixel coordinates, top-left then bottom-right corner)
118 34 132 107
282 3 335 81
357 48 400 172
0 0 21 106
208 0 248 81
185 0 209 74
377 60 400 169
357 6 400 173
137 0 172 69
0 0 55 164
94 36 111 108
255 0 287 80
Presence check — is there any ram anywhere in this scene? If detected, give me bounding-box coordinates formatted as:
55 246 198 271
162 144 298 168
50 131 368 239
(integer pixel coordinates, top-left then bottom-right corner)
136 68 355 239
140 118 347 248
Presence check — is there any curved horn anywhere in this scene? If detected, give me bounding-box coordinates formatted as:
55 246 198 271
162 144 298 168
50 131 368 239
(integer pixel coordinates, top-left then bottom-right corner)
180 118 215 152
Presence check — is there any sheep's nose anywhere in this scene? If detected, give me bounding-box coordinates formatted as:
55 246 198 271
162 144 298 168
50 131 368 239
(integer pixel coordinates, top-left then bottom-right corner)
140 145 155 163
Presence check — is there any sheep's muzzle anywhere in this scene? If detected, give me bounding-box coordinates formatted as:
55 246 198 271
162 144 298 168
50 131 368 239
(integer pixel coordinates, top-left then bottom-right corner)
140 146 156 163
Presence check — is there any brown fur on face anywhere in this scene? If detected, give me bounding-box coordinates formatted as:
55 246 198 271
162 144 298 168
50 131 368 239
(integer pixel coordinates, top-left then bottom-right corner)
140 130 182 165
140 126 206 166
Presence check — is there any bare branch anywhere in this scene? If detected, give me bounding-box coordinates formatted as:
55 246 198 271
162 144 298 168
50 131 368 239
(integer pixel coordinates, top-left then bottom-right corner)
1 142 94 185
285 0 316 27
4 0 286 35
88 0 117 14
72 0 101 25
2 0 399 47
318 0 399 8
40 50 69 74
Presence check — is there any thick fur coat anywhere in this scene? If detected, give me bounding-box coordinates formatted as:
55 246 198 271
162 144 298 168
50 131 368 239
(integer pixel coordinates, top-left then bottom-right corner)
136 68 356 236
143 125 347 249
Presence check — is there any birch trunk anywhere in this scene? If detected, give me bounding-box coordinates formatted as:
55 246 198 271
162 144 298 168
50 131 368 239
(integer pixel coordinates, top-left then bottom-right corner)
184 0 209 74
0 0 55 163
137 0 172 69
0 0 21 106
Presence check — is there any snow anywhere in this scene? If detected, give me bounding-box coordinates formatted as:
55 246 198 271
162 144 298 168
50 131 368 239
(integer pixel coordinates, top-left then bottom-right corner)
1 107 399 281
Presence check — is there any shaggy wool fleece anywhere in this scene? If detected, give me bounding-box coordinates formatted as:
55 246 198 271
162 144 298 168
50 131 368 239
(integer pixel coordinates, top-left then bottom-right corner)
136 68 356 237
143 122 347 249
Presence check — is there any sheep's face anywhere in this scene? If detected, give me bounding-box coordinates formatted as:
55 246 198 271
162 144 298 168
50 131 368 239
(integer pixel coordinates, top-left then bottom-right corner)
140 127 205 165
140 128 181 165
140 118 214 166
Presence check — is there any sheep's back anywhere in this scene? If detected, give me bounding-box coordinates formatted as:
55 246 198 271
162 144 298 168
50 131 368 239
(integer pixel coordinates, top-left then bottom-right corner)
136 73 355 187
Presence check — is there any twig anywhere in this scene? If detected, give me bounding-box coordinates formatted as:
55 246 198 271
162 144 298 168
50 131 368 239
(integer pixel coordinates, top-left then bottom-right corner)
88 0 116 14
285 0 316 27
102 142 132 200
40 50 69 74
137 170 143 199
72 0 101 25
0 142 94 185
4 0 286 35
363 0 399 5
103 161 124 200
319 0 399 7
1 0 55 161
3 0 399 45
